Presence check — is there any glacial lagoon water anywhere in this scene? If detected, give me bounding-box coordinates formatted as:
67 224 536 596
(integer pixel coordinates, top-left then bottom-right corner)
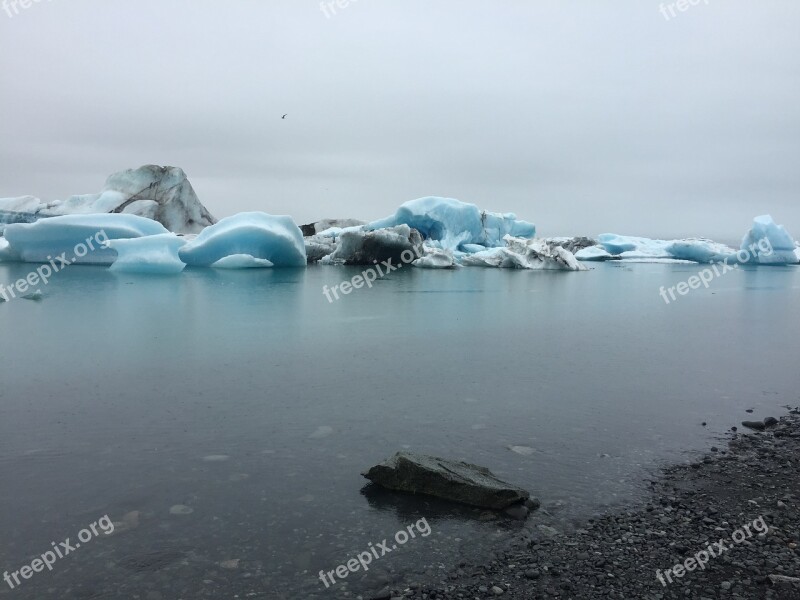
0 261 799 599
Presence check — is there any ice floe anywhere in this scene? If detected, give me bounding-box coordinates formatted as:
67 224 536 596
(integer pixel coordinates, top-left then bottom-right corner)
741 215 799 265
178 212 306 268
459 236 587 271
368 197 535 251
2 214 169 265
106 234 187 274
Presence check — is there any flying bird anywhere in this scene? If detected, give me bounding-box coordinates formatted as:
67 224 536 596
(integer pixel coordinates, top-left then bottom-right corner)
282 114 288 119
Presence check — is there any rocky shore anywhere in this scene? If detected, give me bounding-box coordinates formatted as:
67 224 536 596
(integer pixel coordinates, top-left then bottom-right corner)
389 409 800 600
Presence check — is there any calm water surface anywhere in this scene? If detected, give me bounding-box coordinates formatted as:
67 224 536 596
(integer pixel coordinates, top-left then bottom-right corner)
0 261 798 599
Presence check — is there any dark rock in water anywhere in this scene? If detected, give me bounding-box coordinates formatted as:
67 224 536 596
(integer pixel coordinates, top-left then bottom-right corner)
764 416 779 427
362 452 530 510
742 420 766 431
524 497 541 511
504 504 530 520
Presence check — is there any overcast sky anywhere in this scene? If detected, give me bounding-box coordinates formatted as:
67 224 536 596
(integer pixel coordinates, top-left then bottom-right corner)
1 1 798 239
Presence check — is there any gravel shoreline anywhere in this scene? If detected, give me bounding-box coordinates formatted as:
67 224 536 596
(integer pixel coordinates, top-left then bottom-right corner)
390 409 800 600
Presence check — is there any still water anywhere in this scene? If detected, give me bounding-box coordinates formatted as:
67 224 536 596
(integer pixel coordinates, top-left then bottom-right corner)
0 262 798 598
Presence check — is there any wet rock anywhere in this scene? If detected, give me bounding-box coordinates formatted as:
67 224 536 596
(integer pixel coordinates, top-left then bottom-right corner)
363 452 530 509
742 420 766 431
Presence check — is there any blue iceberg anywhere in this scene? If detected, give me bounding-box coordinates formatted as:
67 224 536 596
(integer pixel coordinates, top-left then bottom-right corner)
178 212 306 268
2 214 169 265
368 197 535 251
106 234 187 274
741 215 799 265
596 234 737 264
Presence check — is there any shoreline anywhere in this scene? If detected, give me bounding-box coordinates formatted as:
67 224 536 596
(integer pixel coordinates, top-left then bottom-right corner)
390 408 800 600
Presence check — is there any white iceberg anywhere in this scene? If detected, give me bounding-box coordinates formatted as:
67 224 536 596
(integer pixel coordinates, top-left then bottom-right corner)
597 234 673 260
459 236 587 271
2 214 169 265
368 197 535 251
741 215 799 265
106 234 187 274
0 165 215 234
211 254 274 269
597 234 739 264
178 212 306 268
412 247 458 269
574 245 614 261
0 237 12 261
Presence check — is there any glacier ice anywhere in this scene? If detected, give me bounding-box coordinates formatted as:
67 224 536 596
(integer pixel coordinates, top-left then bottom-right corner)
300 218 365 237
2 214 169 265
178 212 306 268
413 247 458 269
459 236 587 271
594 217 798 265
544 237 598 255
106 234 187 274
320 225 423 266
0 237 12 261
574 245 614 261
741 215 799 265
0 165 215 234
304 235 337 263
595 234 739 263
666 239 738 264
597 234 673 259
211 254 275 269
368 197 535 251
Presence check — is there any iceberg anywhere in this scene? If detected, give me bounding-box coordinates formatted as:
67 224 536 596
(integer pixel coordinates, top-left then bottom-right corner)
459 236 587 271
666 239 738 264
106 234 187 274
2 214 170 265
596 234 738 264
211 255 274 269
0 165 215 234
597 234 673 259
0 237 12 261
545 237 598 255
304 235 337 263
412 247 458 269
300 218 365 237
320 225 423 266
741 215 799 265
368 197 535 251
574 245 614 261
178 212 306 268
